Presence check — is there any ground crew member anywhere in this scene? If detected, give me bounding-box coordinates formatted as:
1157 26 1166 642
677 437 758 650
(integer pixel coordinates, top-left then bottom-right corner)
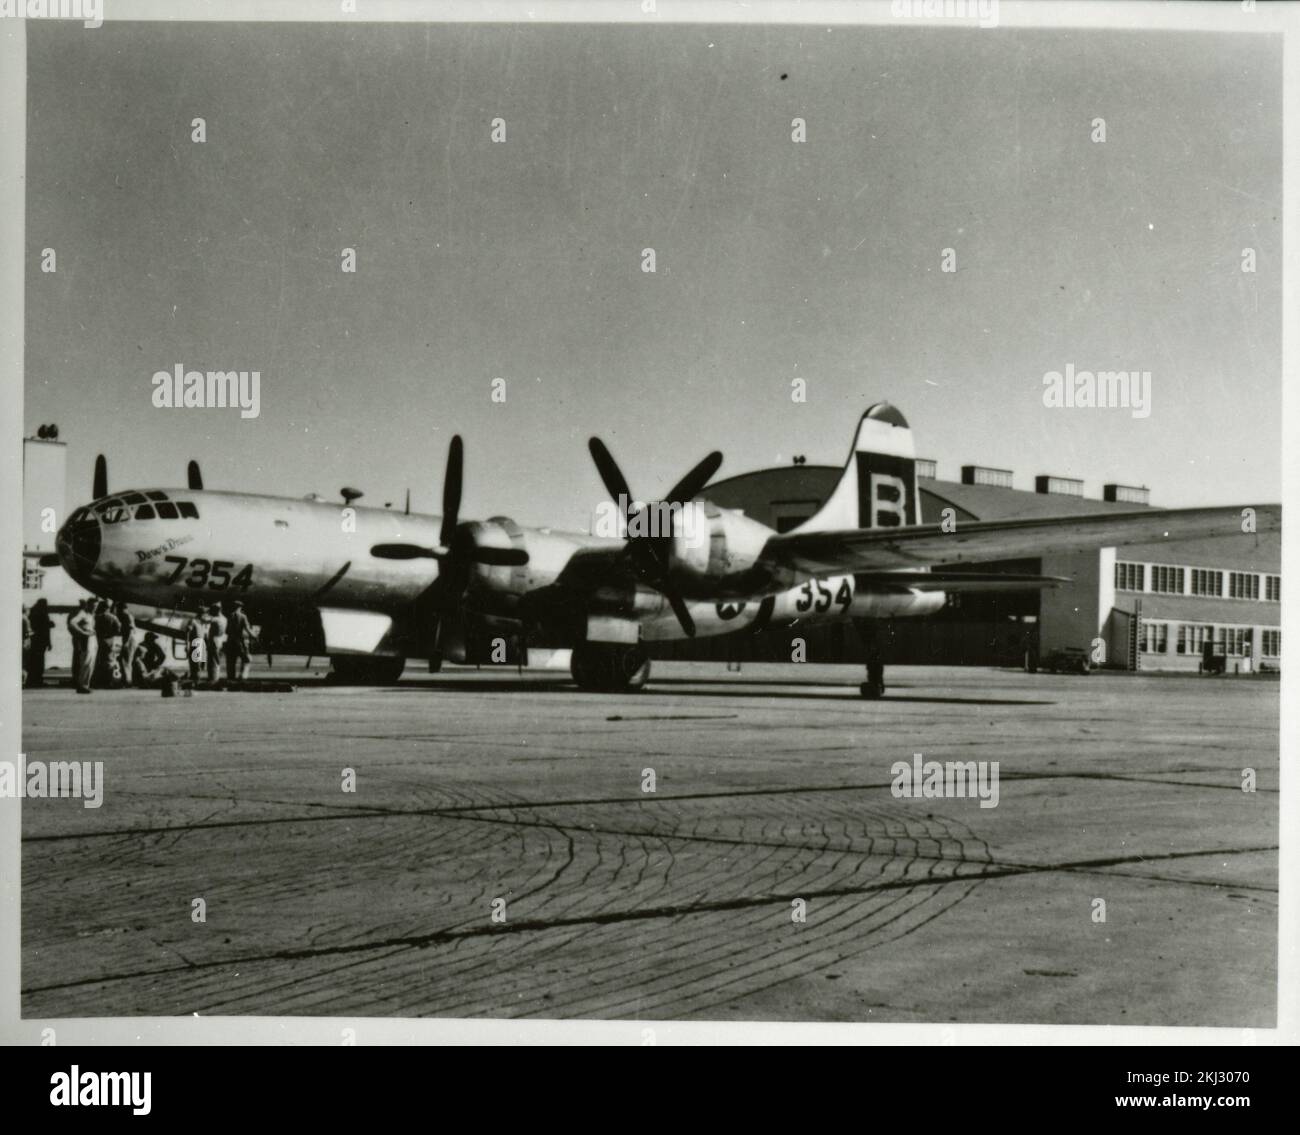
205 604 227 684
185 617 204 683
224 600 252 682
27 598 53 688
133 632 170 686
67 599 97 694
115 602 138 687
93 599 122 688
22 606 32 688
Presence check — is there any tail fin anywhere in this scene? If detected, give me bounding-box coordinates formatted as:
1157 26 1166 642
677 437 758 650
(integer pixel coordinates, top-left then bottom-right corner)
794 402 919 533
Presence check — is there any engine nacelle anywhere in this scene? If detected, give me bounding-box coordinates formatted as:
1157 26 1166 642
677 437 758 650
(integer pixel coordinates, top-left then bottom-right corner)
849 588 946 618
664 502 773 596
464 517 593 612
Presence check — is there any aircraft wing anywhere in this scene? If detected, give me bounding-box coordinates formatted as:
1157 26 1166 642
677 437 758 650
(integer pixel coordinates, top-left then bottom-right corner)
762 504 1280 576
854 570 1070 592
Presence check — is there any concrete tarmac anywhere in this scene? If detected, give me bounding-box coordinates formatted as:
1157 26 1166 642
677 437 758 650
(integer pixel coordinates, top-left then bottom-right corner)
19 662 1278 1024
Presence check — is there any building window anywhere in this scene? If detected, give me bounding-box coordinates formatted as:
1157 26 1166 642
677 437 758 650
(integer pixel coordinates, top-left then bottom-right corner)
1190 568 1223 597
1142 622 1168 653
1262 629 1281 658
1228 572 1260 600
1115 562 1144 591
1221 627 1251 656
1177 624 1215 655
1265 575 1280 602
1149 565 1185 595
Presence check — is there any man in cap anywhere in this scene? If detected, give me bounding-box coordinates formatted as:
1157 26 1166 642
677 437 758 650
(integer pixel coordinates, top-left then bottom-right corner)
115 601 138 688
93 599 122 688
224 600 253 682
205 603 226 685
66 598 97 694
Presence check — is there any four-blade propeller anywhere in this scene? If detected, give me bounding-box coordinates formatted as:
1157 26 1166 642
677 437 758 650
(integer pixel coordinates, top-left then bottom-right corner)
587 437 722 637
369 435 528 568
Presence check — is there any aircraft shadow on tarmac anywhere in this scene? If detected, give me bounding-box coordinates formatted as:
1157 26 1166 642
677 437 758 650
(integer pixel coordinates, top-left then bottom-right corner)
286 675 1054 706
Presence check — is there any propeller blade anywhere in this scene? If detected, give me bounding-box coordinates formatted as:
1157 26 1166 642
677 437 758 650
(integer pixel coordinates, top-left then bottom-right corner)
187 460 203 490
440 435 463 549
588 437 633 517
665 591 696 638
93 454 107 500
666 450 723 504
470 546 529 567
370 543 444 560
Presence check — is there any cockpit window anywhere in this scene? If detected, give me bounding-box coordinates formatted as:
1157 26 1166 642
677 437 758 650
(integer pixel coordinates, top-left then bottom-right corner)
146 491 168 502
97 499 128 524
134 503 156 520
155 501 179 520
121 492 148 505
177 501 199 519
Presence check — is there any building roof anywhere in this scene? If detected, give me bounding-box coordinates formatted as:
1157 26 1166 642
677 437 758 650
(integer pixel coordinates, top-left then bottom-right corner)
921 479 1147 521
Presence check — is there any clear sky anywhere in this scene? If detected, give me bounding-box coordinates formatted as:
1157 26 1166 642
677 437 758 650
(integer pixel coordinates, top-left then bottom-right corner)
25 21 1281 531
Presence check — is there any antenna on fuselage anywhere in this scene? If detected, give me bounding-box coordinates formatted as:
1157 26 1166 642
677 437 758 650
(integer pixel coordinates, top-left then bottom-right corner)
404 489 410 515
187 460 204 490
93 454 108 500
341 487 364 506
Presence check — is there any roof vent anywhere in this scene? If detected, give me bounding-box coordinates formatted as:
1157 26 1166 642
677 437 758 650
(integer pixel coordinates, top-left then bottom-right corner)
961 465 1013 489
1104 483 1150 505
1035 475 1084 497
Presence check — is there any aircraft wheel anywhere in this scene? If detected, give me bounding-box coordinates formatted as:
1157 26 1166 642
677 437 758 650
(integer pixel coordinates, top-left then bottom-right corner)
860 660 885 699
328 655 406 685
572 644 650 692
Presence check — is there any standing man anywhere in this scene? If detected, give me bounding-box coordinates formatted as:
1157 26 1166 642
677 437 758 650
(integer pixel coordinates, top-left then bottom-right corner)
27 599 53 688
21 606 32 688
115 602 138 688
67 599 97 694
224 600 252 683
205 603 227 685
185 617 204 683
93 600 122 688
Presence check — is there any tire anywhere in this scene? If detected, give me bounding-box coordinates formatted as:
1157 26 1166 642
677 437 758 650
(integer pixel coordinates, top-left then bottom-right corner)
860 660 885 698
328 655 406 685
572 643 650 692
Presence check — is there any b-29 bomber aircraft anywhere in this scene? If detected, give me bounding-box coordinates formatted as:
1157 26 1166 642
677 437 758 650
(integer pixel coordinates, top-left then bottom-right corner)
52 403 1280 697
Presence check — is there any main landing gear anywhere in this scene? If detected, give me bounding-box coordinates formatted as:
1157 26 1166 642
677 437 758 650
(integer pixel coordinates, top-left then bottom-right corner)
855 618 886 699
860 659 886 700
571 642 651 693
327 655 406 685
